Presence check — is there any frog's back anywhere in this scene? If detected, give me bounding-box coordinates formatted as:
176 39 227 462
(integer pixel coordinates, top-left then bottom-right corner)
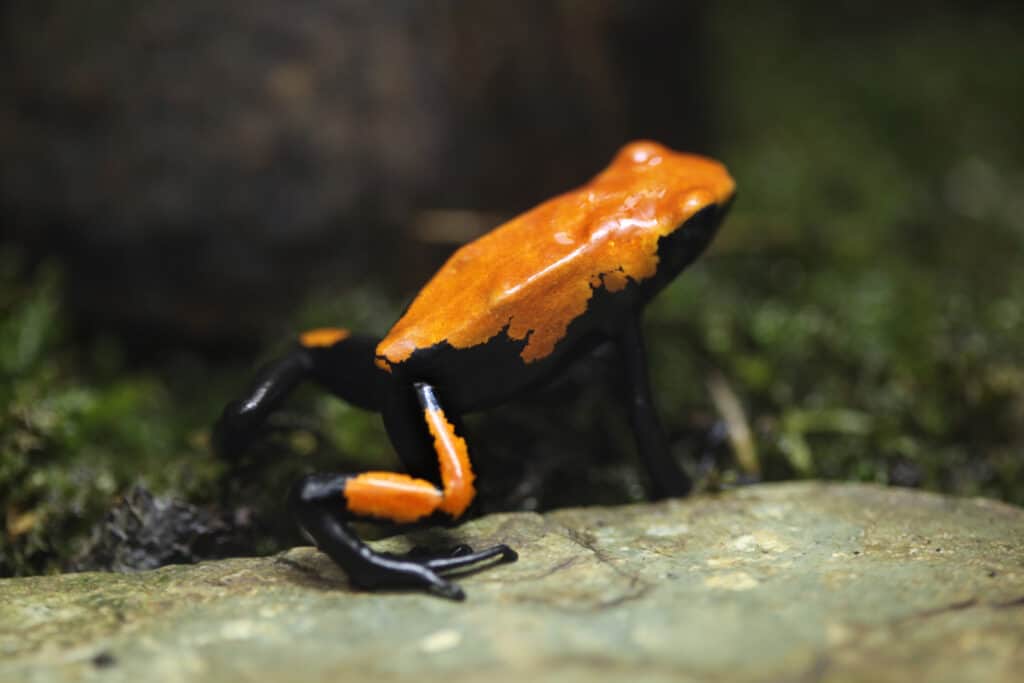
376 141 735 372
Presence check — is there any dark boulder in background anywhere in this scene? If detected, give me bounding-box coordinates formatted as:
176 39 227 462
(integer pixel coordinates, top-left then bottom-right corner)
0 1 709 345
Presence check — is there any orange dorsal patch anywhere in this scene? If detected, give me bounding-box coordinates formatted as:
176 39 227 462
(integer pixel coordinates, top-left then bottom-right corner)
377 141 735 366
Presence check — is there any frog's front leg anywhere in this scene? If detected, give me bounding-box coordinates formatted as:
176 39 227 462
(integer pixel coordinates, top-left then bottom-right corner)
617 314 692 499
289 381 516 600
213 329 386 458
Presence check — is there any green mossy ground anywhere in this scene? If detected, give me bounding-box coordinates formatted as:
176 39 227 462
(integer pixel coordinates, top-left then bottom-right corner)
2 4 1022 577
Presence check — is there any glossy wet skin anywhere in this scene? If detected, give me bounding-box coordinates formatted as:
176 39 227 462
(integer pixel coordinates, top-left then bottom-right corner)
377 141 736 369
214 140 735 599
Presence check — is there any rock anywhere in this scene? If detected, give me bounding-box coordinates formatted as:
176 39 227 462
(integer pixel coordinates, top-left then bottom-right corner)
69 485 252 574
2 482 1022 682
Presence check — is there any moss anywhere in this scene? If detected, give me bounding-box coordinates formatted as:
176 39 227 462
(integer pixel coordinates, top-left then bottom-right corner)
0 248 426 576
0 254 223 576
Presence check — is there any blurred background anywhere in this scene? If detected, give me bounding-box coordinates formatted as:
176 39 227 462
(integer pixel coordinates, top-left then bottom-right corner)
2 0 1022 576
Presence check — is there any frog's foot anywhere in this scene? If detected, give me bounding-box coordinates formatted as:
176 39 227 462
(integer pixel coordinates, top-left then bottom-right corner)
349 553 469 601
353 544 516 599
290 473 516 600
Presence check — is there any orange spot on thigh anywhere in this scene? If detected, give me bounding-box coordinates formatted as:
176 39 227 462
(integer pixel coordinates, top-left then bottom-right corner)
300 327 351 348
344 472 441 524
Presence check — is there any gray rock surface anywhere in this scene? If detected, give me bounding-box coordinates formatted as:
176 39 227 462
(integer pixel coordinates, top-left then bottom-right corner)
2 482 1022 683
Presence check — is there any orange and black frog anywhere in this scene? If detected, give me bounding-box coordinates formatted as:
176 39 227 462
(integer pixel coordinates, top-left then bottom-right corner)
214 140 735 599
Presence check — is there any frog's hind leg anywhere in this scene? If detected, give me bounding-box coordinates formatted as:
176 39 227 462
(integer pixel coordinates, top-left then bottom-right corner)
213 328 388 458
287 381 516 599
288 474 513 599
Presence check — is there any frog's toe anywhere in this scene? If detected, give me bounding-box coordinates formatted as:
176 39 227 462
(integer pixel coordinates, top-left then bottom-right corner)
427 579 466 601
421 543 518 572
386 542 516 572
401 543 474 560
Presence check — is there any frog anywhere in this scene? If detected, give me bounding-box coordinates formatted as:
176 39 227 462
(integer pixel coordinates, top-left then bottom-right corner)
213 140 736 600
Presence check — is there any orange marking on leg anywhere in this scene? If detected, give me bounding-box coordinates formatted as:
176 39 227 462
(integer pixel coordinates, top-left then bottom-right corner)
344 472 441 524
423 408 476 518
300 327 351 348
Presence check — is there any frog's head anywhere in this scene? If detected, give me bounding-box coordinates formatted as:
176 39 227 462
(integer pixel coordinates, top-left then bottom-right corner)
589 140 736 296
610 139 735 234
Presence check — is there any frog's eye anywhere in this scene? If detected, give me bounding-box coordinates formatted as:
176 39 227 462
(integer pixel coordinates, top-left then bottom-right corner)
681 188 715 215
620 140 665 165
